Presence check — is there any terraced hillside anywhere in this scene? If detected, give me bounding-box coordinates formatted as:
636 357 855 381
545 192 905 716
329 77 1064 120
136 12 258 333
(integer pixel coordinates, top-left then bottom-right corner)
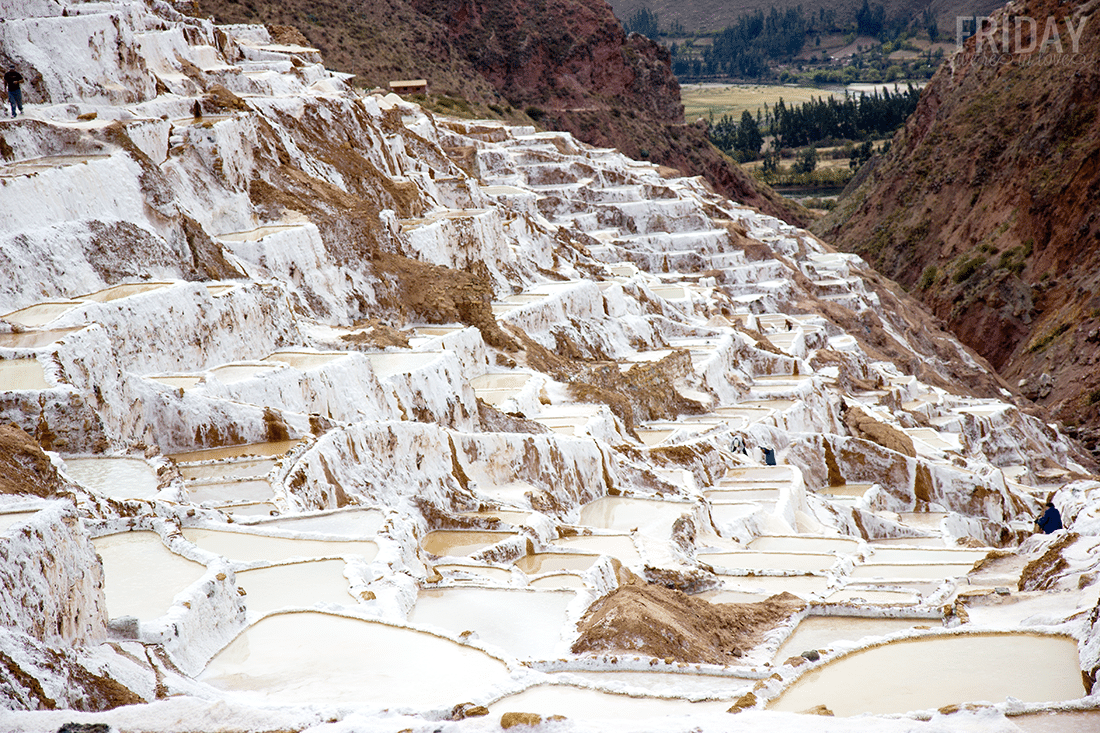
1 0 1100 729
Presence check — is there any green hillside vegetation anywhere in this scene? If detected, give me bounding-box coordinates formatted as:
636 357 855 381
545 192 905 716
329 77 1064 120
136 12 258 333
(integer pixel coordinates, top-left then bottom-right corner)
610 0 1003 34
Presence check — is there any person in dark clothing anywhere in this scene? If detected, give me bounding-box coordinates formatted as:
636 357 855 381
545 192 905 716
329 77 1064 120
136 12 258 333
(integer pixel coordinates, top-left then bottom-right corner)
1036 502 1063 534
4 68 24 118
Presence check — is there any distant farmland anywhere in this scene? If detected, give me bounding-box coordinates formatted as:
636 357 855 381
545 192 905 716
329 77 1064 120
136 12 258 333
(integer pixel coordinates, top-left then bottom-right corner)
680 83 842 123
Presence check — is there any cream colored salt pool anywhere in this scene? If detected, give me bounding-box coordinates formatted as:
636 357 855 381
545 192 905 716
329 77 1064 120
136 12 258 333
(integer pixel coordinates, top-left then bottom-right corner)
179 458 275 482
551 534 642 565
260 508 385 537
0 358 49 390
183 528 378 563
63 457 160 500
187 479 273 504
147 374 204 390
171 440 299 463
421 530 517 558
235 559 352 614
0 327 82 348
529 573 586 589
849 563 976 580
0 511 38 533
700 551 839 573
768 633 1084 716
578 496 694 536
773 616 931 661
411 587 573 659
747 536 860 554
0 301 83 328
434 563 516 583
79 282 173 302
366 351 441 378
262 351 346 370
705 487 780 502
491 685 733 719
94 531 206 620
210 363 284 384
700 575 832 600
200 611 511 707
515 552 598 574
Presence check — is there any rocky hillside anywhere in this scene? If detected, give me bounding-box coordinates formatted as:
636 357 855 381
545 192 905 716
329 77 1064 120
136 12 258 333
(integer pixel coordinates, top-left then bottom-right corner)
195 0 809 226
816 0 1100 456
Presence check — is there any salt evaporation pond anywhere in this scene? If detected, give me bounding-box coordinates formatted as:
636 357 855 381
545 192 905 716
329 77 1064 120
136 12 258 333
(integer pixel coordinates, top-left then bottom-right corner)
262 351 346 370
209 363 284 384
93 531 206 620
187 479 273 504
170 440 300 462
515 552 598 574
435 563 516 583
768 633 1084 716
200 611 511 707
260 508 385 537
701 551 839 573
179 458 275 481
410 587 573 659
0 511 37 533
849 562 975 580
0 358 49 390
79 282 172 302
63 457 160 500
773 616 931 660
552 534 642 565
235 559 352 614
421 530 516 557
0 301 83 328
491 684 733 719
748 535 861 553
183 528 378 563
529 573 586 589
554 670 751 698
0 327 81 348
578 496 694 536
701 574 833 600
1011 710 1100 732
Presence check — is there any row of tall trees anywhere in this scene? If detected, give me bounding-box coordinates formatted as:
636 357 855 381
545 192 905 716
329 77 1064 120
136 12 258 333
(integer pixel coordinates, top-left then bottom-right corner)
708 85 920 158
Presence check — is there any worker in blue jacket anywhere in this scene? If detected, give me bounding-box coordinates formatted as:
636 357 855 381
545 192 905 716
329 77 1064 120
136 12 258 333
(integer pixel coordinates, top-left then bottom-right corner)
1035 502 1063 534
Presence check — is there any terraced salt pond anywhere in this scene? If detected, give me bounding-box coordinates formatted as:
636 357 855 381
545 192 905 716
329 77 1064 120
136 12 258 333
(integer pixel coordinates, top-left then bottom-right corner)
434 563 516 583
0 327 82 348
410 587 573 659
551 534 642 565
773 615 932 660
169 440 300 463
700 574 833 600
63 456 160 499
421 530 517 558
491 685 733 719
262 350 346 370
258 508 385 536
768 633 1084 716
94 531 206 620
178 458 276 482
0 301 84 328
747 535 861 554
0 511 38 533
515 552 599 574
701 551 840 573
578 497 695 536
183 528 378 563
79 282 174 302
200 612 511 707
0 358 49 390
186 479 273 504
235 559 353 614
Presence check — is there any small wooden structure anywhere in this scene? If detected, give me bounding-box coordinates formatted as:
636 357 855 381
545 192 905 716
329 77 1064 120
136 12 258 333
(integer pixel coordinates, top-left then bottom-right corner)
389 79 428 95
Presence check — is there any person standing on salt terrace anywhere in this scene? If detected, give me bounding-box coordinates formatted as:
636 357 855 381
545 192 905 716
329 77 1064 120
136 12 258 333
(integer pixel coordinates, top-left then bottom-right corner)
1035 501 1063 534
5 68 24 118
